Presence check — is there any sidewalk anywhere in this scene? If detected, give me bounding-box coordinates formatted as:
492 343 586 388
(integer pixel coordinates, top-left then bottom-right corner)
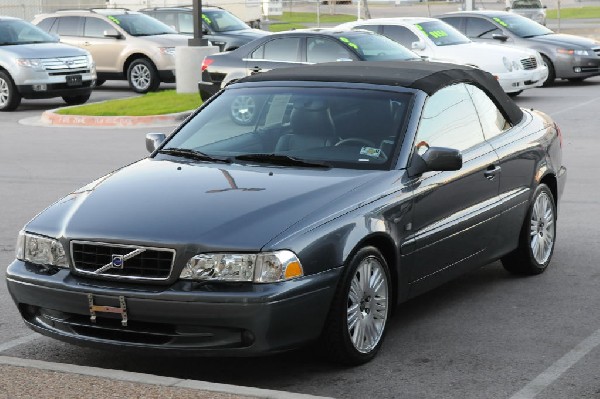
0 355 331 399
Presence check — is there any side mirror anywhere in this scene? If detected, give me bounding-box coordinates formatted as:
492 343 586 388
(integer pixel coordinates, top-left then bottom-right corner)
408 146 462 176
202 28 209 35
104 29 122 39
146 133 166 153
411 41 426 51
491 33 509 42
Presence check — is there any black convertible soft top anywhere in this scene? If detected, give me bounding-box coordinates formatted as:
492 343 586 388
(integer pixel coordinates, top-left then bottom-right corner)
238 61 524 126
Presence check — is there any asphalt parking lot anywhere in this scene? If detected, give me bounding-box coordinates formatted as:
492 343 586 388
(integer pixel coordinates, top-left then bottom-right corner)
1 75 599 398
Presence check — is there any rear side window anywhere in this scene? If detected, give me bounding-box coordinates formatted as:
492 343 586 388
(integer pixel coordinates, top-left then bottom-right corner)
56 16 83 36
466 85 510 139
36 17 56 33
306 37 354 63
251 38 301 62
354 25 380 34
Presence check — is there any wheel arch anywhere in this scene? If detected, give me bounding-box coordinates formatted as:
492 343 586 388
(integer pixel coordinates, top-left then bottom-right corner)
123 53 152 75
540 172 558 217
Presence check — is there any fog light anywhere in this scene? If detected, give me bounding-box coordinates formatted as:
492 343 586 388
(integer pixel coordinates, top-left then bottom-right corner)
574 67 582 73
33 84 47 92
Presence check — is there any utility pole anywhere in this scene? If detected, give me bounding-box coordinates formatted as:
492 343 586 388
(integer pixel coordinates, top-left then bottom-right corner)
189 0 209 46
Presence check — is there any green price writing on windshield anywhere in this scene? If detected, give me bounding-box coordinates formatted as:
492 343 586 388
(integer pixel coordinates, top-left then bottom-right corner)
339 37 359 50
428 30 448 39
107 16 121 25
202 14 212 24
493 17 509 27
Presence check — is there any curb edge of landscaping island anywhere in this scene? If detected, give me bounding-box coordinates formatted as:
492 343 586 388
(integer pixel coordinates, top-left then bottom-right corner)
40 107 194 128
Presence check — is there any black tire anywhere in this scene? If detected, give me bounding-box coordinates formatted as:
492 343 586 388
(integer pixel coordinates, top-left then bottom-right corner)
95 79 106 87
508 90 523 97
127 58 160 93
321 246 392 365
0 70 22 111
541 55 555 87
62 93 91 105
502 184 556 275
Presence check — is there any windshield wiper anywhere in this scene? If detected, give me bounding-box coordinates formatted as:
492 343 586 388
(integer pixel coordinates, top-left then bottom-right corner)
235 153 331 168
158 148 232 163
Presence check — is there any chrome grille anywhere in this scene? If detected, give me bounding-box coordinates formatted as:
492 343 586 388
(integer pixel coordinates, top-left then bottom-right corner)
521 57 538 70
41 56 89 72
71 241 175 281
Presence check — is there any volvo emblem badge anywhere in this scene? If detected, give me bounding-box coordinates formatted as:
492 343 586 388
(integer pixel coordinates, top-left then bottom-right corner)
111 255 125 269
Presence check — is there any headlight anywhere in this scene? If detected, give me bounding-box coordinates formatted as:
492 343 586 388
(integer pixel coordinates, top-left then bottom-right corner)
17 58 45 71
16 231 68 268
180 250 304 283
512 60 521 70
557 48 590 56
502 56 513 72
159 47 176 56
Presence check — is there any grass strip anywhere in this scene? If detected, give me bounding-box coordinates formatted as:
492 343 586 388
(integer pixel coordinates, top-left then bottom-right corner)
547 6 600 19
56 90 202 116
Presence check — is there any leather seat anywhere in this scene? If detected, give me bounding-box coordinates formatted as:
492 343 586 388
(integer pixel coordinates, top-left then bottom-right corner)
275 99 336 152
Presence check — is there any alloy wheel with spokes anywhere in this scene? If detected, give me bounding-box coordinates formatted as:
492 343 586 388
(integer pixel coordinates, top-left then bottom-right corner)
322 246 391 365
0 71 21 111
347 256 389 354
127 59 160 93
502 183 556 275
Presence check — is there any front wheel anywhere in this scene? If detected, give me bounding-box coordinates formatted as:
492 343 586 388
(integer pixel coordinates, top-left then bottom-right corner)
0 71 22 111
541 55 555 87
127 58 160 93
321 246 391 365
502 184 556 275
62 93 91 105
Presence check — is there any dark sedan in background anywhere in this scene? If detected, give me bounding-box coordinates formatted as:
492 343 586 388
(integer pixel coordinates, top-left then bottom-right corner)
7 61 566 365
439 11 600 85
198 29 421 101
140 6 269 52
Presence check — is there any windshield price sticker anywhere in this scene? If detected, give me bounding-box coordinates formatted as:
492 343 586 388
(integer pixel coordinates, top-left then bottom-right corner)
493 17 509 27
107 16 121 25
202 14 212 24
415 25 448 39
339 37 359 50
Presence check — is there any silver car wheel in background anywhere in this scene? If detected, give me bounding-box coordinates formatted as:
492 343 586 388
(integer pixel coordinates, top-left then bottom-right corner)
346 256 389 354
530 191 555 264
230 95 256 125
130 64 151 91
0 77 8 107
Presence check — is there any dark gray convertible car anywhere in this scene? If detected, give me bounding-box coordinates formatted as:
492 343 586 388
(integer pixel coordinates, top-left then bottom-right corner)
7 61 566 365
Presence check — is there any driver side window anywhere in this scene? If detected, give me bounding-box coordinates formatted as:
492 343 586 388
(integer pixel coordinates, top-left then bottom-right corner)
416 83 485 151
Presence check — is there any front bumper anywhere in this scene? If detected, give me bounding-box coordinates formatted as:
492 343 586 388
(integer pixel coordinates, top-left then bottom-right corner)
198 69 220 101
6 260 341 355
553 53 600 79
497 66 549 93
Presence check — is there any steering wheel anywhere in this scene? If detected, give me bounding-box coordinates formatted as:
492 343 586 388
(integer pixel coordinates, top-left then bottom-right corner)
335 138 376 147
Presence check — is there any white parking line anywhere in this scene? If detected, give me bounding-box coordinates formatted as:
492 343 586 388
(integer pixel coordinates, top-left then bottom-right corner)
552 97 599 117
509 327 600 399
0 333 38 353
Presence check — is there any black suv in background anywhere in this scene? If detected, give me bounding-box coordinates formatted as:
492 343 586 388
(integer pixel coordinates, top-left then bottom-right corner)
139 6 269 52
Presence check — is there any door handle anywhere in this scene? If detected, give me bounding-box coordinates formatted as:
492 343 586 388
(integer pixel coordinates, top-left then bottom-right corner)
250 66 262 74
484 165 501 180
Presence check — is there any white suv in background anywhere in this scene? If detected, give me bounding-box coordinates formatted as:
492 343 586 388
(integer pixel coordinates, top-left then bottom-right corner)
32 9 190 93
0 16 95 111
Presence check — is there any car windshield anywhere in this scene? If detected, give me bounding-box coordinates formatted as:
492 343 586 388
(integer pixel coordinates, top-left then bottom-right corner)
338 33 421 61
415 21 471 46
162 86 413 170
106 13 177 36
203 10 250 32
0 19 57 45
511 0 543 9
489 14 552 37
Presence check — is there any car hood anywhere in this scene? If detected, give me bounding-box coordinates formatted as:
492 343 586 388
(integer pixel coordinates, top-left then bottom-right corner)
431 42 537 70
138 33 190 46
1 42 89 58
528 33 600 48
222 29 270 39
26 158 384 251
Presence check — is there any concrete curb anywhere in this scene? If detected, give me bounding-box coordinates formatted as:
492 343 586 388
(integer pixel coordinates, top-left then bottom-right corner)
0 355 333 399
40 107 193 128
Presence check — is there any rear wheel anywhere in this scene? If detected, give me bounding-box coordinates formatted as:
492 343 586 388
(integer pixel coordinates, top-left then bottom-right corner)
62 93 91 105
321 246 391 365
502 184 556 275
0 70 22 111
127 58 160 93
541 55 555 87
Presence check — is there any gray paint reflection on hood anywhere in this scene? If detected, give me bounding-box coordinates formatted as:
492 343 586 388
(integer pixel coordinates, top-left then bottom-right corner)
26 159 385 251
531 33 600 47
3 43 89 58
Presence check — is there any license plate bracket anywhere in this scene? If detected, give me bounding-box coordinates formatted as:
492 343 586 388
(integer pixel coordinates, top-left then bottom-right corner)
66 74 82 86
87 293 128 326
